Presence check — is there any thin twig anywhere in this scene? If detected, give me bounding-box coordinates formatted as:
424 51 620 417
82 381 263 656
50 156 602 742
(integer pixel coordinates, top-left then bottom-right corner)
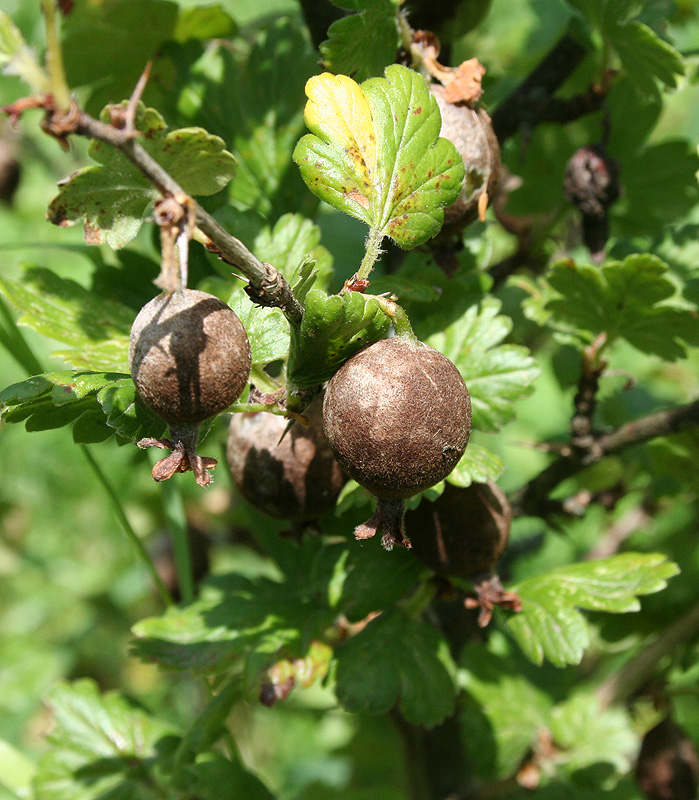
0 96 305 326
513 398 699 518
71 109 304 320
596 599 699 708
492 33 597 143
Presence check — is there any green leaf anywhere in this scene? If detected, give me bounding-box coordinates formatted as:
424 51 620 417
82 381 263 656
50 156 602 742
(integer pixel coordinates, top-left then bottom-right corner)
459 644 553 780
47 103 236 249
61 0 179 114
175 19 319 220
427 296 539 432
228 291 289 367
335 608 458 727
132 570 336 682
506 553 680 666
613 141 699 239
612 20 685 97
566 0 685 97
294 64 465 248
447 442 505 487
544 255 699 360
549 693 637 776
286 289 391 387
253 212 333 289
173 4 237 43
0 10 49 92
190 753 275 800
0 266 133 372
0 371 166 443
33 678 177 800
319 0 401 83
0 739 35 798
96 378 168 442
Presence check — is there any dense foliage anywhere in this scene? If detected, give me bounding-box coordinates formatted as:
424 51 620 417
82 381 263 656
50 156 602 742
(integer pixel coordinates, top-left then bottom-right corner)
1 1 698 798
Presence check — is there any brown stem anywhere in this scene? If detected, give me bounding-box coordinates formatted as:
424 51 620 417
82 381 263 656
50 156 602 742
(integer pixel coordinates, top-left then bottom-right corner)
596 599 699 709
391 711 437 800
15 99 305 326
492 33 592 143
513 398 699 518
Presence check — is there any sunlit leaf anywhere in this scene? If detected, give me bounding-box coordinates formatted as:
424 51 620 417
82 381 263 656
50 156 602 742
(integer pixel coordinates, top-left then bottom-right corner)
506 553 679 666
294 65 465 248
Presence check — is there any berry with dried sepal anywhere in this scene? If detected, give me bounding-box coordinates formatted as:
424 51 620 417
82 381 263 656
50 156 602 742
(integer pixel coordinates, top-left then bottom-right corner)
323 334 471 550
636 716 699 800
226 395 345 521
430 82 501 235
404 480 521 626
129 288 251 487
564 143 621 262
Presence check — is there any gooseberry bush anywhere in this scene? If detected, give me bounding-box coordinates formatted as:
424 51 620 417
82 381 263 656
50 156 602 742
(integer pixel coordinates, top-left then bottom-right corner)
1 1 699 798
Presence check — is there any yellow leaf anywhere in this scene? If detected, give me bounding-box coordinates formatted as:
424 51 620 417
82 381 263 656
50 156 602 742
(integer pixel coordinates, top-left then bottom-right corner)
303 73 377 200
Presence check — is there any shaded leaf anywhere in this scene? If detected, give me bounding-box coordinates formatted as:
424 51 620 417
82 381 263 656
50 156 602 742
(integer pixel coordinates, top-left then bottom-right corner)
33 678 177 800
427 296 539 432
96 378 167 442
612 20 685 97
0 266 133 372
566 0 684 97
174 19 318 220
61 0 179 114
544 254 699 360
47 103 236 248
549 693 637 776
459 645 553 780
173 5 237 43
335 608 457 727
319 0 401 83
506 553 679 666
294 65 465 248
228 292 289 367
286 289 391 387
191 753 275 800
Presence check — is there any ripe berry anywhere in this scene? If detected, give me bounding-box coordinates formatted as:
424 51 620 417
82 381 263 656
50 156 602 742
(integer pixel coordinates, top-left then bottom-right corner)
226 395 345 521
323 335 471 549
129 288 251 486
405 480 511 576
405 480 521 626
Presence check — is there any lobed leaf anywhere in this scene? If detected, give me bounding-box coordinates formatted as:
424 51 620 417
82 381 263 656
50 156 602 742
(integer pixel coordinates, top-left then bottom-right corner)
177 19 318 220
427 296 539 432
286 288 391 387
47 103 236 249
253 212 333 289
294 65 465 248
549 693 637 776
334 608 458 728
0 267 133 372
319 0 401 83
459 645 553 780
0 371 166 444
506 553 679 666
33 678 177 800
566 0 684 97
544 254 699 360
228 291 290 367
447 442 505 488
